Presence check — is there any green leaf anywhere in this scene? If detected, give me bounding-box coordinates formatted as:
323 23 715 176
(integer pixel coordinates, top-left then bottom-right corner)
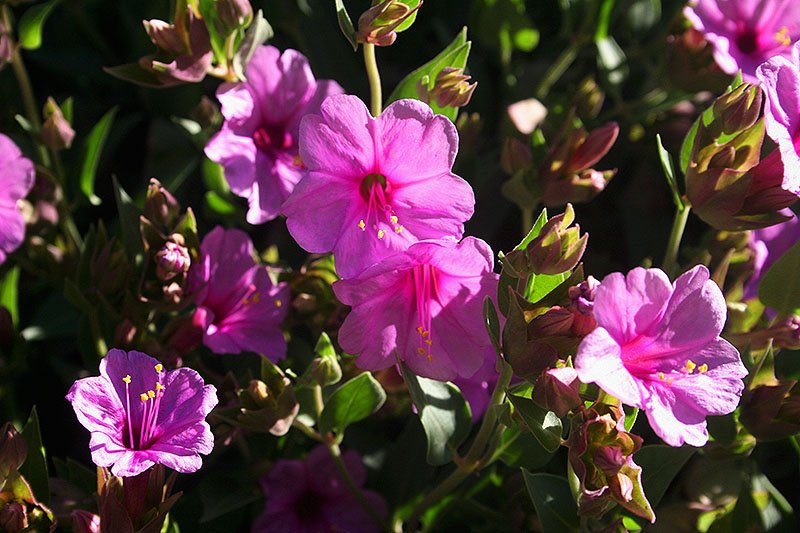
196 0 231 66
526 271 569 303
104 63 171 88
112 176 144 262
731 477 764 533
319 372 386 436
497 427 555 471
19 407 50 504
400 362 472 465
596 36 628 86
623 405 639 432
627 0 660 32
18 0 60 50
497 207 548 314
0 266 20 328
522 471 579 532
386 27 471 121
61 97 74 124
314 331 336 358
655 134 684 209
507 394 562 453
204 191 237 215
335 0 359 51
483 296 502 355
775 348 800 380
680 104 716 173
80 107 118 206
758 238 800 316
232 10 273 81
472 0 538 58
395 0 422 33
636 445 694 509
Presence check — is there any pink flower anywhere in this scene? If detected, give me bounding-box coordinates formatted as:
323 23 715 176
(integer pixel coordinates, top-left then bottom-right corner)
281 95 475 278
684 0 800 82
574 265 747 447
186 226 289 360
253 445 387 533
205 46 344 224
0 134 35 265
744 208 800 300
333 237 498 381
66 349 218 477
757 40 800 195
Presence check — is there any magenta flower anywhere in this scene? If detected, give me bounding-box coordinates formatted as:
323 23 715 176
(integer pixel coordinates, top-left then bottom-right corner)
205 46 344 224
333 237 498 381
684 0 800 82
574 265 747 447
281 94 475 278
0 133 35 265
253 445 387 533
66 349 217 477
757 40 800 195
744 208 800 300
186 226 289 360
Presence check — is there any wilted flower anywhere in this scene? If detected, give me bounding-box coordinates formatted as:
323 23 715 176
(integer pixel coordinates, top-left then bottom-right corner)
282 95 475 278
333 237 498 381
205 46 344 224
575 265 748 447
66 349 218 477
684 0 800 82
254 445 388 533
743 208 800 300
0 134 35 265
357 0 422 46
186 226 289 359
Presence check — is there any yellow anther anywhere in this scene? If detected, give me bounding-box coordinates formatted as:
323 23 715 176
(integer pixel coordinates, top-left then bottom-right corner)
274 300 282 307
658 372 665 381
395 225 403 233
776 26 791 46
147 390 155 399
417 347 426 355
417 326 424 334
425 339 432 345
427 354 433 362
140 393 149 402
156 383 165 391
685 360 696 374
698 363 708 373
293 155 304 168
242 297 250 305
154 364 163 373
123 375 131 384
358 219 366 230
422 330 429 337
390 215 398 224
665 379 674 386
377 229 385 239
251 291 261 304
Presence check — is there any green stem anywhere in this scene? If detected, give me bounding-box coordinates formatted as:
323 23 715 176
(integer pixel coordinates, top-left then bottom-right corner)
327 443 391 533
521 207 533 238
535 41 581 100
404 359 514 531
363 43 382 116
661 204 691 279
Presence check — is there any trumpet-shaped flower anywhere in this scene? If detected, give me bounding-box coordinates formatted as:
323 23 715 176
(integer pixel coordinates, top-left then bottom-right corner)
684 0 800 82
333 237 498 381
205 46 344 224
66 349 217 477
575 265 747 447
0 134 35 265
757 40 800 195
186 226 289 360
281 94 475 278
254 445 387 533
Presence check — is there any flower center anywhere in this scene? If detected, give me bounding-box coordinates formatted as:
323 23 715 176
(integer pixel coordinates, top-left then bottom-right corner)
121 364 166 450
357 173 403 239
253 124 293 154
412 264 440 362
654 359 708 386
735 29 759 54
775 26 791 47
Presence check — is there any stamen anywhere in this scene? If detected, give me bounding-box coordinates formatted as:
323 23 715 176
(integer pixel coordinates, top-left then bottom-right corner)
684 360 696 374
123 376 134 449
377 230 385 239
698 363 708 373
658 372 665 381
140 393 149 402
412 264 440 362
274 300 282 307
358 220 366 230
123 375 131 384
154 364 163 373
775 26 791 46
357 173 399 239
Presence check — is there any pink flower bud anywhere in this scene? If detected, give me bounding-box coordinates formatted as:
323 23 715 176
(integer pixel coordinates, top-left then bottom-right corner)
70 510 100 533
155 241 191 281
500 137 533 175
214 0 253 35
0 503 27 531
531 366 581 417
144 178 181 229
143 19 189 55
40 97 75 151
357 0 422 46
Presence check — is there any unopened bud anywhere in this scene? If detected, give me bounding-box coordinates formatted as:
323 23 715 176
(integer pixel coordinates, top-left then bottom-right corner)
70 510 100 533
215 0 253 35
526 204 588 276
574 77 605 118
113 319 137 348
357 0 422 46
0 503 27 532
0 422 26 477
708 145 736 169
310 354 343 387
500 138 533 175
532 366 582 417
191 95 221 130
421 67 476 108
155 240 191 281
567 122 619 174
240 379 270 410
40 97 75 151
712 83 762 135
143 19 189 55
568 276 599 315
144 178 181 229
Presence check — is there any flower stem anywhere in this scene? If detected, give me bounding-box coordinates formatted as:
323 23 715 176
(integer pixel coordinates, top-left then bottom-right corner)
535 41 581 100
404 359 514 531
363 43 383 117
327 442 391 533
662 203 691 279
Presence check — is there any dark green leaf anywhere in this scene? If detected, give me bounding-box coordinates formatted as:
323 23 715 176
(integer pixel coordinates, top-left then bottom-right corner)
758 238 800 316
400 363 472 465
112 176 144 262
497 427 555 471
472 0 538 58
596 36 628 86
80 107 118 206
335 0 359 51
483 296 502 355
61 96 74 124
636 445 694 509
507 394 562 453
319 372 386 436
104 63 170 88
19 407 50 504
775 348 800 380
526 271 569 303
18 0 60 50
522 471 579 532
0 266 20 328
233 10 273 81
731 477 764 533
497 207 548 314
198 476 261 523
655 134 684 209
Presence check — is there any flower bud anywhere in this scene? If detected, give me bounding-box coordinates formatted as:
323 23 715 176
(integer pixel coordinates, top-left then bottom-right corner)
40 97 75 151
90 237 129 296
155 240 191 281
70 510 100 533
357 0 422 46
531 366 581 417
0 503 27 531
418 67 476 108
568 276 599 315
526 204 588 276
192 95 221 130
739 381 800 441
144 178 181 229
0 422 26 478
566 123 619 174
574 77 605 119
500 138 533 175
712 83 762 136
214 0 253 35
310 354 343 387
237 376 299 436
143 19 189 55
